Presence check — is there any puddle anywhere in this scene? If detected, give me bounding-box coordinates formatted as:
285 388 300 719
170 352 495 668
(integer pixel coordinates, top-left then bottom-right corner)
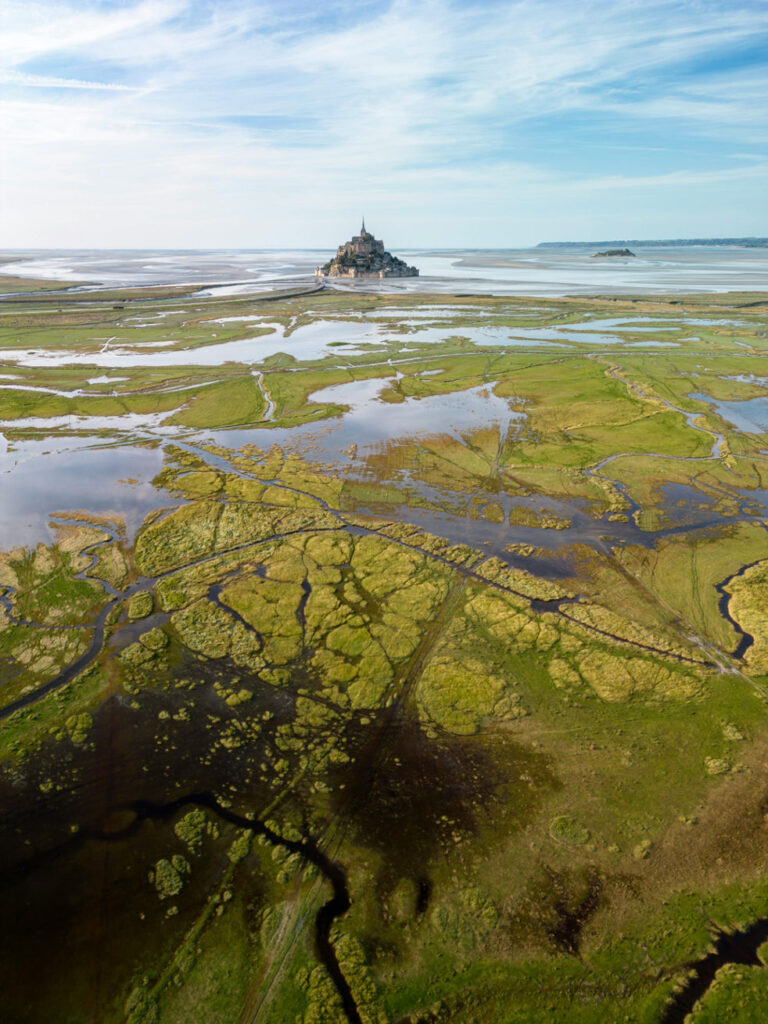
722 374 768 387
560 317 675 332
364 306 505 320
208 314 264 324
503 326 669 345
0 383 91 398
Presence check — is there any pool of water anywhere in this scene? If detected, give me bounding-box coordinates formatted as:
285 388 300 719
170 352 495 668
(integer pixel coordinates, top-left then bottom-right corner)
630 341 681 348
691 391 768 434
0 438 182 548
207 379 525 466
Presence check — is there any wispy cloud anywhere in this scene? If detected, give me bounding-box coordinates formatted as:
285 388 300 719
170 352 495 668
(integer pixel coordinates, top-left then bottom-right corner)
0 70 136 91
0 0 766 245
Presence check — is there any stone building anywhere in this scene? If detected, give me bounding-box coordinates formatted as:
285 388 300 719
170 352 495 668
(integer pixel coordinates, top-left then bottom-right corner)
316 220 418 278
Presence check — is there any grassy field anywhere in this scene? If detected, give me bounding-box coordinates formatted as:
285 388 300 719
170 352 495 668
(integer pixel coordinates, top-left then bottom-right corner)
0 282 767 1023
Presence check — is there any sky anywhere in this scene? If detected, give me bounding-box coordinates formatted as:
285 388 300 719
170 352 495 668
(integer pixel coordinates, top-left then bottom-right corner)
0 0 767 248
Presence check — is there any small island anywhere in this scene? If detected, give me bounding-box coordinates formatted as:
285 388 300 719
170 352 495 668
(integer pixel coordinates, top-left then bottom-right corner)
316 220 419 278
592 248 636 257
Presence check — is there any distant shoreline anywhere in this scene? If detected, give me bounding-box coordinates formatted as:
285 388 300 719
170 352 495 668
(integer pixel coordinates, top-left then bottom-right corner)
537 237 768 249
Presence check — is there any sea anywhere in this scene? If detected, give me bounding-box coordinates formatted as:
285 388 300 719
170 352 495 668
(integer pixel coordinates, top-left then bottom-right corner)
1 245 767 296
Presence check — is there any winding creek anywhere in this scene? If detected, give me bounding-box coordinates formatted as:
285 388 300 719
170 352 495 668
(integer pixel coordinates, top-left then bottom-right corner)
715 557 766 660
113 794 362 1024
659 919 768 1024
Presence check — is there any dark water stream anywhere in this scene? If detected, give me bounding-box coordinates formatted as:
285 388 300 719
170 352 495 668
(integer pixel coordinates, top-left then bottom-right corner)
714 557 765 660
659 918 768 1023
113 793 362 1024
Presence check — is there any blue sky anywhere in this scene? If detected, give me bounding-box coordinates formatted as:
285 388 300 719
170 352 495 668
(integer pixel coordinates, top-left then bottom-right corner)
1 0 766 247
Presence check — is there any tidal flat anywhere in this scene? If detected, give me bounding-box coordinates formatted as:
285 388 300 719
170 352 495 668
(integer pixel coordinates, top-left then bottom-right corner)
1 281 768 1023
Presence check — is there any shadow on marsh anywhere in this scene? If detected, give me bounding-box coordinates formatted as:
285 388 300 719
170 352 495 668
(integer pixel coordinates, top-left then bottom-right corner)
329 710 559 899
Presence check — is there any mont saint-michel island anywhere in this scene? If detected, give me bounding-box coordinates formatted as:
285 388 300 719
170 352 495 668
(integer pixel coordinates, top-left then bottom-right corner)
316 219 419 278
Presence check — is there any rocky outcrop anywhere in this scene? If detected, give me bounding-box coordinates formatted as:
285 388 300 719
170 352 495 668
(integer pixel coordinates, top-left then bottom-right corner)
316 221 419 279
592 248 636 257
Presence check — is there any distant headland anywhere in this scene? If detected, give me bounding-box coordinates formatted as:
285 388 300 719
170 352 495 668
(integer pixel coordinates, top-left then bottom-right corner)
316 220 419 278
538 237 768 249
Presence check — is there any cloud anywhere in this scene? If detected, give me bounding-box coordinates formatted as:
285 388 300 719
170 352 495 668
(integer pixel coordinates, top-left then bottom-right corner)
0 0 188 66
0 0 766 245
0 70 136 91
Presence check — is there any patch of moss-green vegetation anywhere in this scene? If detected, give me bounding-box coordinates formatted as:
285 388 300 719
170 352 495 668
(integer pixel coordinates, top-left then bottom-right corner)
128 590 154 619
174 810 220 854
690 963 768 1023
549 815 591 846
6 542 105 626
617 524 768 652
166 376 266 429
726 558 768 673
150 855 191 899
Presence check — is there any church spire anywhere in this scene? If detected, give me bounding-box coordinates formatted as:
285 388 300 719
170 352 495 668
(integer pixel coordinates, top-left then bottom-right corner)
361 216 366 235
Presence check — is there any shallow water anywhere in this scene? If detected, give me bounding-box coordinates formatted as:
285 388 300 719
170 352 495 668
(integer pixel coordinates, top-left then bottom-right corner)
558 317 673 332
1 276 765 554
2 245 767 297
0 315 692 368
0 439 181 547
207 380 524 467
691 391 768 434
723 374 768 387
0 379 526 547
504 326 663 345
0 411 179 432
0 317 564 369
311 378 524 448
2 360 765 551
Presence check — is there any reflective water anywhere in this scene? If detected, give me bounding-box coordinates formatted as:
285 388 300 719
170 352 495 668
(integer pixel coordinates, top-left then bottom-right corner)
0 313 700 369
207 380 524 466
691 392 768 434
311 378 523 448
2 246 766 297
0 411 178 432
0 439 182 547
0 377 527 547
0 318 564 369
559 317 672 332
630 341 680 348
